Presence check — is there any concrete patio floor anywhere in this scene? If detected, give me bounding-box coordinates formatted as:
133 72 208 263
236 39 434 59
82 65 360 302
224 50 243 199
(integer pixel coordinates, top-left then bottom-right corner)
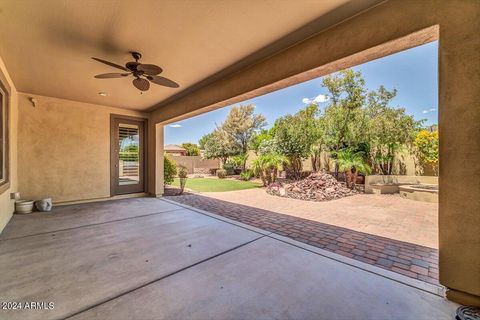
0 198 456 320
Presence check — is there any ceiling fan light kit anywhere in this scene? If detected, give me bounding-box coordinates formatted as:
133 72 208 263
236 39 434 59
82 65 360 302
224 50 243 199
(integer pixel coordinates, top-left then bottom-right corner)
92 51 179 92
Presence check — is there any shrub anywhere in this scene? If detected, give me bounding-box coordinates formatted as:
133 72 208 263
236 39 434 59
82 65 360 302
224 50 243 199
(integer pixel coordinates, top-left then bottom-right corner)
178 166 188 179
217 169 227 179
222 162 235 175
231 154 248 171
336 148 371 189
414 130 439 175
164 154 177 185
252 154 288 186
177 166 188 194
240 169 254 181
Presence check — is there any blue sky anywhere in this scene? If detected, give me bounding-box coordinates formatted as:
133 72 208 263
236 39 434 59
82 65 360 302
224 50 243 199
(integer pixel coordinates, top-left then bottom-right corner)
165 41 438 145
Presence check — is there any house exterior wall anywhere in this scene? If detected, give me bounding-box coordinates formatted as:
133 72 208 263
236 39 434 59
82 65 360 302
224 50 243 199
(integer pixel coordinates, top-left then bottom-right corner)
17 93 148 203
0 55 18 232
150 0 480 305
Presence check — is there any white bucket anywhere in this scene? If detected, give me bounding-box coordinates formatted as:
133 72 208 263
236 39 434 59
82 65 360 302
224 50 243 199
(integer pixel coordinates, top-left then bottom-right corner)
15 200 34 214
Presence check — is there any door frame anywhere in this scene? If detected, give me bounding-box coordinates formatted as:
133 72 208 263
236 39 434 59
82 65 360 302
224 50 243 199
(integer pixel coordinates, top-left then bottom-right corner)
110 114 148 196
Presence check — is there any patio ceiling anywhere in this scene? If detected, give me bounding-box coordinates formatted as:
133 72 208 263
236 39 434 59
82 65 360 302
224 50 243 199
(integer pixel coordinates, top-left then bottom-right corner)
0 0 382 111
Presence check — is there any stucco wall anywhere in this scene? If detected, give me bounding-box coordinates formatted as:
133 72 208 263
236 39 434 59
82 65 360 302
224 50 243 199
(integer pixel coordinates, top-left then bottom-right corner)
170 155 220 174
246 149 434 176
17 94 147 203
150 0 480 304
0 55 18 232
147 123 164 197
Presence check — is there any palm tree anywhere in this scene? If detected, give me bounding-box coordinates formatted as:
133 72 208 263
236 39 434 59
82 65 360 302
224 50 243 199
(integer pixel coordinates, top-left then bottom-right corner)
252 154 289 186
265 154 289 184
252 156 268 186
336 148 371 189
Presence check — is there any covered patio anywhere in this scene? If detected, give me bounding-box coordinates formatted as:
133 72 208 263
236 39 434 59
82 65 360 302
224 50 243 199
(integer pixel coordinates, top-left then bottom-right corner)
0 198 455 319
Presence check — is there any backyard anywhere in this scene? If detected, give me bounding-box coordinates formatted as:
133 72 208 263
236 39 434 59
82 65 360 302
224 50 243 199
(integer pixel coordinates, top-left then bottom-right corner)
164 64 440 285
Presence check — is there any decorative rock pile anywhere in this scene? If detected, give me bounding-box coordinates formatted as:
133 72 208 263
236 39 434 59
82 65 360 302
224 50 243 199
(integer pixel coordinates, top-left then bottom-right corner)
267 171 356 201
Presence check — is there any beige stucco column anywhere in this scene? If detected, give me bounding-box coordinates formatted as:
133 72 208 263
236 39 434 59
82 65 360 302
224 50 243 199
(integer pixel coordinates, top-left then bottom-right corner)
148 122 164 197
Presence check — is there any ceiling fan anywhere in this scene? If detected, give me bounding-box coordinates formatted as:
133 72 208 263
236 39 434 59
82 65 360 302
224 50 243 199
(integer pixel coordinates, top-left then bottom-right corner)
92 51 179 92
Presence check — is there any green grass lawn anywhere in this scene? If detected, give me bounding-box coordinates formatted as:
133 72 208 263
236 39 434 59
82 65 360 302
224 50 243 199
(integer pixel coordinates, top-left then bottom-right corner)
170 178 262 192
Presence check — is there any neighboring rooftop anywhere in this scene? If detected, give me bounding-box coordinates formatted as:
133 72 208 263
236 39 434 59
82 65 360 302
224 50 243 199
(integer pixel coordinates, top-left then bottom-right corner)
164 144 187 152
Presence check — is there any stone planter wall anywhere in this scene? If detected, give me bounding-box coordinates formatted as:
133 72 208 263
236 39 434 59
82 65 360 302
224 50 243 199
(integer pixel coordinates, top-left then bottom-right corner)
365 175 438 194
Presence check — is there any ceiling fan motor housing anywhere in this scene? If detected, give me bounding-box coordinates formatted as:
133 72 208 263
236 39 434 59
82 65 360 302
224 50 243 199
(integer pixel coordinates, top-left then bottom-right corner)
131 51 142 61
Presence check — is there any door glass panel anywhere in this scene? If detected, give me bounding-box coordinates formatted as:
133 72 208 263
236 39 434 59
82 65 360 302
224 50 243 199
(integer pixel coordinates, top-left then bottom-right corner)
118 123 140 186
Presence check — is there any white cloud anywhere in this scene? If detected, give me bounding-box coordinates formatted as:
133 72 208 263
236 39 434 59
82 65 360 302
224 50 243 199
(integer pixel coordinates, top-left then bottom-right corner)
169 124 182 128
422 107 437 114
315 94 329 103
302 94 329 105
302 98 311 104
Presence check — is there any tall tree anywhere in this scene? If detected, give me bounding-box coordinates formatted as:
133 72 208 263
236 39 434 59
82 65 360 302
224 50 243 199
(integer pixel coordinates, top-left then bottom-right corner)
181 142 200 156
221 104 266 169
202 129 238 164
198 134 211 150
365 86 423 174
320 69 367 152
222 105 266 153
316 70 423 176
273 104 320 179
249 129 273 155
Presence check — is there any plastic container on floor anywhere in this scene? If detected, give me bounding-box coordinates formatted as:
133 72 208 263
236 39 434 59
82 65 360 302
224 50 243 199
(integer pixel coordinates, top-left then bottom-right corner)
15 200 34 214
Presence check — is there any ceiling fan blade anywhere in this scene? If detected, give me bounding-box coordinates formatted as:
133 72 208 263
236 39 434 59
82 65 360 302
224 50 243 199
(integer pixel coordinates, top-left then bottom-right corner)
92 57 129 71
137 64 163 75
94 73 130 78
146 75 179 88
133 78 150 91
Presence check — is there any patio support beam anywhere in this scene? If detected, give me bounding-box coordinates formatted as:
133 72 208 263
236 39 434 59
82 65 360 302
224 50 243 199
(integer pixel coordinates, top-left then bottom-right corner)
149 0 480 305
147 123 164 197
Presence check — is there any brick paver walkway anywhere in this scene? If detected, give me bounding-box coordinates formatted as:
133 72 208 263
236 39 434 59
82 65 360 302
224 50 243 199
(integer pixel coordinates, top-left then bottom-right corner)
166 190 439 285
